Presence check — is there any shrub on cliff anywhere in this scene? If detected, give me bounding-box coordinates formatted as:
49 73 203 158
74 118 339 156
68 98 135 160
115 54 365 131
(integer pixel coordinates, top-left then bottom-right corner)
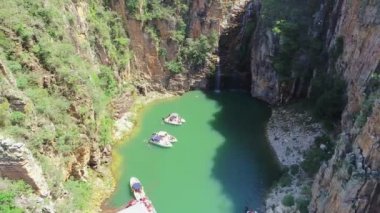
0 179 32 213
282 194 295 207
312 76 346 123
0 101 10 127
183 33 218 68
301 135 334 176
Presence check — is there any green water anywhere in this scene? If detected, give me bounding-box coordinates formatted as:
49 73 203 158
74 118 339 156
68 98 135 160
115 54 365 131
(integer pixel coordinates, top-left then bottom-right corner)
109 91 281 212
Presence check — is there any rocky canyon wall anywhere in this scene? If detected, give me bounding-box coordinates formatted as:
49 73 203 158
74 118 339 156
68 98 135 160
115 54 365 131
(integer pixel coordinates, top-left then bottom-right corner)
309 0 380 212
109 0 228 93
247 0 380 211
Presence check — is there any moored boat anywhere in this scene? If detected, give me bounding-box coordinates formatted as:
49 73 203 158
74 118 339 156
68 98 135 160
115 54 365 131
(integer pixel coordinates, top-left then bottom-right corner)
130 177 146 200
157 131 177 143
149 131 176 147
163 113 186 125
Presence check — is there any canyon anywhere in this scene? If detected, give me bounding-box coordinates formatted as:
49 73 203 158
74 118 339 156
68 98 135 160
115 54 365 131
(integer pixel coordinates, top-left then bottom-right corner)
0 0 379 212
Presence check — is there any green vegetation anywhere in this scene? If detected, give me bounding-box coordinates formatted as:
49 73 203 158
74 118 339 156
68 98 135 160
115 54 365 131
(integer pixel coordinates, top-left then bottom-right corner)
290 164 300 175
0 0 132 211
58 180 92 212
277 172 292 187
166 33 218 73
272 20 303 78
0 0 131 152
126 0 188 23
0 101 10 127
355 67 380 128
165 60 184 74
261 0 347 126
296 185 312 213
309 73 347 127
301 135 335 176
0 179 32 213
124 0 217 74
282 194 295 206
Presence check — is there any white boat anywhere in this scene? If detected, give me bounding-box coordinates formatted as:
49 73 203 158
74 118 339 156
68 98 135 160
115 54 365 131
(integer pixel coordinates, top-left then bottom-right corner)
130 177 146 200
163 113 186 125
157 131 177 143
149 132 173 148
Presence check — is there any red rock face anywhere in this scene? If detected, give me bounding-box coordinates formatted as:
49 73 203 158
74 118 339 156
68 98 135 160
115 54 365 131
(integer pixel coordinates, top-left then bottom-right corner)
337 0 380 127
310 0 380 212
108 0 226 91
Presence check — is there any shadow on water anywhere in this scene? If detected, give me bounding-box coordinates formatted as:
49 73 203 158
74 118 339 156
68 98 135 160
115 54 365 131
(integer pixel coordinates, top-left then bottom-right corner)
205 91 281 212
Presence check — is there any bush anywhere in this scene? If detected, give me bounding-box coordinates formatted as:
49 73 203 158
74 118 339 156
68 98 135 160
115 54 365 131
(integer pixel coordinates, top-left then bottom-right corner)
355 90 379 128
310 73 347 125
301 135 334 176
182 34 218 67
61 180 92 211
290 164 299 176
296 185 312 213
10 111 26 125
166 60 184 73
277 172 292 187
282 194 295 206
0 101 10 127
296 198 310 213
99 115 114 146
0 179 32 213
98 66 117 96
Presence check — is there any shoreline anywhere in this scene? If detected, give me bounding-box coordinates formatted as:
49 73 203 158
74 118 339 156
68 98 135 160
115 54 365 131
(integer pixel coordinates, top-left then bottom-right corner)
98 91 176 212
265 107 323 213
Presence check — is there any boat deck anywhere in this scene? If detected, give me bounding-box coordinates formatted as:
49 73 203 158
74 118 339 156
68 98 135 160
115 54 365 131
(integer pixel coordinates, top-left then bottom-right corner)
117 201 151 213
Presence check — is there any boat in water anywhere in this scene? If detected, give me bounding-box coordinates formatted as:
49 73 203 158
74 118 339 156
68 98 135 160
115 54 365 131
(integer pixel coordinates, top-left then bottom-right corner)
130 177 146 200
163 113 186 125
117 178 157 213
149 131 177 147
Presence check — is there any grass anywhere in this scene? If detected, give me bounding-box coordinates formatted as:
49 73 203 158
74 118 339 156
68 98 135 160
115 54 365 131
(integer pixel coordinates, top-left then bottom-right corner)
0 178 33 213
0 0 133 212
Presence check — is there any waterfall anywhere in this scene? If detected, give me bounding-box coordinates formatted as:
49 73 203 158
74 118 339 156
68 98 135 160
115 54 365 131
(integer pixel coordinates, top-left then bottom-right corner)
238 2 255 40
214 59 221 93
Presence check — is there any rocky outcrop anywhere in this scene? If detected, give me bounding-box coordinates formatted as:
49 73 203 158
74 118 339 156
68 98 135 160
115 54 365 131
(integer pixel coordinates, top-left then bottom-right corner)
0 61 32 112
249 21 280 104
108 0 247 92
267 108 323 166
188 0 223 38
0 136 50 197
309 0 380 212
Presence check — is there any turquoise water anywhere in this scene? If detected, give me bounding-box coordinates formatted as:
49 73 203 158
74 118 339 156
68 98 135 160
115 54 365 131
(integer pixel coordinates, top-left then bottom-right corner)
109 91 281 212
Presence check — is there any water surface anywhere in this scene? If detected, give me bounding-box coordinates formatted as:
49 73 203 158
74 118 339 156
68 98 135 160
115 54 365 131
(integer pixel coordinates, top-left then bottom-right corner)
110 91 280 212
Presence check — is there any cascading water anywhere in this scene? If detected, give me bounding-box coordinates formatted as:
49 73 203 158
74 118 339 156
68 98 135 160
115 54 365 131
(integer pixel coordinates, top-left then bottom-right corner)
238 1 255 40
214 58 221 93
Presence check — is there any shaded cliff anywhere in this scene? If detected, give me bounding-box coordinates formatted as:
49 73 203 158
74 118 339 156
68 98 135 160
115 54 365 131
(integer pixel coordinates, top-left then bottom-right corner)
244 0 380 212
309 0 380 212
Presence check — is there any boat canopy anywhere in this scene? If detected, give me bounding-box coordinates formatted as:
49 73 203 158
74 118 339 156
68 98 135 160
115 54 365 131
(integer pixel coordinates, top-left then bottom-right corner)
151 135 162 141
132 183 141 191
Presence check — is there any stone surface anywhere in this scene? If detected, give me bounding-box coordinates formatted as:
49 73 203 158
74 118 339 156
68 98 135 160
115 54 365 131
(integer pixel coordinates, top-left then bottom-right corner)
309 0 380 212
0 136 50 197
267 108 323 166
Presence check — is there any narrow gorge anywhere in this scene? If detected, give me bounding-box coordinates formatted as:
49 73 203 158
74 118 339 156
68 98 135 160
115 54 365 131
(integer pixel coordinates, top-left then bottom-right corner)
0 0 379 212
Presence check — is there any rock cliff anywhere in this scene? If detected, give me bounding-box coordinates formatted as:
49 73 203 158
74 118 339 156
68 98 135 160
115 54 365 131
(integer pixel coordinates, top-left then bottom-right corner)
0 136 49 197
245 0 380 212
108 0 227 93
308 0 380 212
